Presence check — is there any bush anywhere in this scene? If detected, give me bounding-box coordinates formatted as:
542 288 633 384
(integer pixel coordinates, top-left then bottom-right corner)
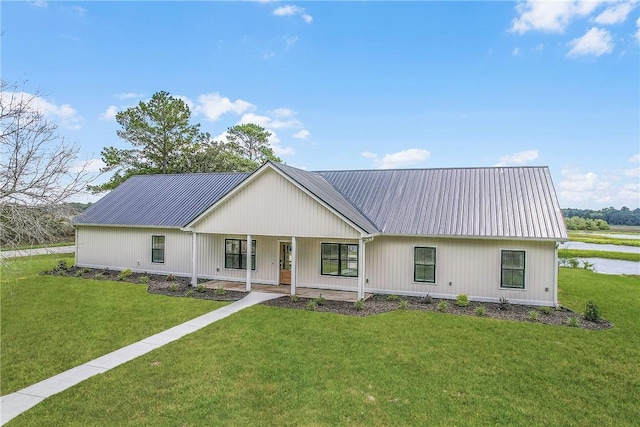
354 299 365 311
498 296 510 311
290 295 300 302
214 287 227 296
386 294 400 301
169 283 178 292
398 299 409 310
455 294 469 307
74 270 83 277
567 316 579 327
185 289 193 297
93 272 103 280
420 293 432 304
584 301 601 322
139 275 150 284
305 300 317 311
474 305 486 316
437 300 448 312
539 306 551 315
196 284 206 293
117 269 132 281
166 274 176 281
314 294 326 306
528 310 540 322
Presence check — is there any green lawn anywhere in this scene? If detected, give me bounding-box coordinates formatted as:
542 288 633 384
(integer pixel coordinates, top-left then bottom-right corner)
568 232 640 247
0 255 226 395
7 267 640 426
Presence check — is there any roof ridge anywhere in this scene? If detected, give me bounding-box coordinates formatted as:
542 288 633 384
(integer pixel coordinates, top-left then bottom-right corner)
314 165 549 173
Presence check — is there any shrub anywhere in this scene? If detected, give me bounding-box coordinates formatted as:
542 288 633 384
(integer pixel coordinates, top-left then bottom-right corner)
567 316 579 327
314 294 326 306
437 300 448 312
214 287 227 296
386 294 400 301
139 275 150 284
75 270 83 277
498 296 510 311
474 305 486 316
455 294 469 307
196 284 206 293
305 300 317 311
420 293 432 304
581 260 595 272
398 299 409 310
166 274 176 281
584 301 601 322
539 306 551 315
529 310 540 322
290 295 300 302
57 259 68 271
117 269 132 281
169 283 178 292
354 299 365 311
93 272 103 280
82 268 91 274
185 289 194 297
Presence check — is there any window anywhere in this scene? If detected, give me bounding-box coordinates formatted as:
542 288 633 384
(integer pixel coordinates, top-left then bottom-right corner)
414 247 436 283
501 250 525 289
152 235 165 263
225 239 256 270
321 243 358 277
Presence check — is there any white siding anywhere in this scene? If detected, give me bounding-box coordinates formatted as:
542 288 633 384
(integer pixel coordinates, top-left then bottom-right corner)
192 168 360 239
364 236 557 305
76 226 193 275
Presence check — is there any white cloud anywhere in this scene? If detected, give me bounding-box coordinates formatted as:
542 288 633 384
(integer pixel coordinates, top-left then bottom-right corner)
593 1 636 25
629 154 640 162
625 167 640 178
558 167 640 207
293 129 310 139
636 16 640 42
533 43 545 51
100 105 118 121
116 92 144 100
512 47 521 56
511 0 603 34
239 112 301 130
3 92 83 130
567 27 614 57
29 0 47 7
363 148 430 169
194 93 254 122
69 5 87 19
71 158 105 173
267 131 295 157
495 149 539 166
273 5 313 23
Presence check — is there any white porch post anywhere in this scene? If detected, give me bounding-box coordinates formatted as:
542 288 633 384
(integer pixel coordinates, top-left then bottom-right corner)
246 234 252 292
358 237 365 300
291 236 297 296
191 232 198 287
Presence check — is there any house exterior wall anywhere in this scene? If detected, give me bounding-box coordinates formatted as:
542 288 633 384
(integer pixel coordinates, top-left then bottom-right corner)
364 236 557 305
76 226 193 275
295 238 360 291
191 168 361 239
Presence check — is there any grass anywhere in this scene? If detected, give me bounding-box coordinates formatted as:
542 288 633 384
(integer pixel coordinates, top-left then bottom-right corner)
568 232 640 247
0 254 226 395
558 249 640 262
8 268 640 426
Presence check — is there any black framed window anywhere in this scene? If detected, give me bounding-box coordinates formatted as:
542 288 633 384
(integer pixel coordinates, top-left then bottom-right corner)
501 250 525 289
414 247 436 283
321 243 358 277
152 235 165 264
225 239 256 270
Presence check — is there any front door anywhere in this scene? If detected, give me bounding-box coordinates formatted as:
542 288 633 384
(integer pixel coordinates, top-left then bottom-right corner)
279 242 292 285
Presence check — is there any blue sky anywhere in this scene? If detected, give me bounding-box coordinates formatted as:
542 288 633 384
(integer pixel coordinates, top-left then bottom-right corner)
3 0 639 209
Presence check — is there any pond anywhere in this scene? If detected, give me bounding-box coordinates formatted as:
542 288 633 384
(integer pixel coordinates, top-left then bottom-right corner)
559 241 640 254
573 258 640 276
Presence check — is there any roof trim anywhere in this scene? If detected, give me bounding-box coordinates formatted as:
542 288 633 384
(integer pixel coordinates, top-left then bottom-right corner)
184 162 371 236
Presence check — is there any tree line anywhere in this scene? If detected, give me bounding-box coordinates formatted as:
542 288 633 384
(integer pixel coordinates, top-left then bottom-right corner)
562 207 640 227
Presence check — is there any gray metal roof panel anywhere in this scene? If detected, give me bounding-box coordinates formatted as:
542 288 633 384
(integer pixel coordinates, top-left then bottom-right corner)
318 167 567 240
74 173 249 227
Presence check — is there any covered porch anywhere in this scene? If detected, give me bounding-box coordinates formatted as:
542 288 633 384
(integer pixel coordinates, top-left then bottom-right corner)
200 280 368 303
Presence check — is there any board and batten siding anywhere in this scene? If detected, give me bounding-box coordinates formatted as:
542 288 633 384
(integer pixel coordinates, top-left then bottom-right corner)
191 168 360 239
76 226 193 275
364 236 557 305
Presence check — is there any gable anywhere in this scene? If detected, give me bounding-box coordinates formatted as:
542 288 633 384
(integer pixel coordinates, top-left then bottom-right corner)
190 168 361 238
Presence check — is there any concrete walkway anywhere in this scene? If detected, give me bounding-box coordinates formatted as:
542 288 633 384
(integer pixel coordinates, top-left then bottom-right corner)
0 246 75 259
0 292 283 425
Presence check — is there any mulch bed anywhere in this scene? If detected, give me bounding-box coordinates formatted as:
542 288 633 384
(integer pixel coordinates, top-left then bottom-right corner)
46 264 611 330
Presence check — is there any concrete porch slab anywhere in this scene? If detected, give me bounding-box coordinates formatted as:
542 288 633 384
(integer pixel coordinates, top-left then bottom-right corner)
201 280 367 302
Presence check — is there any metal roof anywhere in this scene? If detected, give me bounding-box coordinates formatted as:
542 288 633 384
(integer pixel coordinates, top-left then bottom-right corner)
75 164 567 240
74 173 248 227
318 166 568 240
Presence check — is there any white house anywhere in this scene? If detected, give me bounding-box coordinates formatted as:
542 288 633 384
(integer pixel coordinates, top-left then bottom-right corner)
74 162 568 306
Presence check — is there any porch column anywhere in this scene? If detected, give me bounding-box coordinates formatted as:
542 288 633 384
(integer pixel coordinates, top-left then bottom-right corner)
191 232 198 287
291 236 297 296
358 237 365 300
246 234 252 292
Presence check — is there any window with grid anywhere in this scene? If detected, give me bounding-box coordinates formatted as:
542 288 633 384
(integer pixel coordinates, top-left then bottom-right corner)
321 243 358 277
501 250 525 289
225 239 256 270
414 246 436 283
152 235 165 263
